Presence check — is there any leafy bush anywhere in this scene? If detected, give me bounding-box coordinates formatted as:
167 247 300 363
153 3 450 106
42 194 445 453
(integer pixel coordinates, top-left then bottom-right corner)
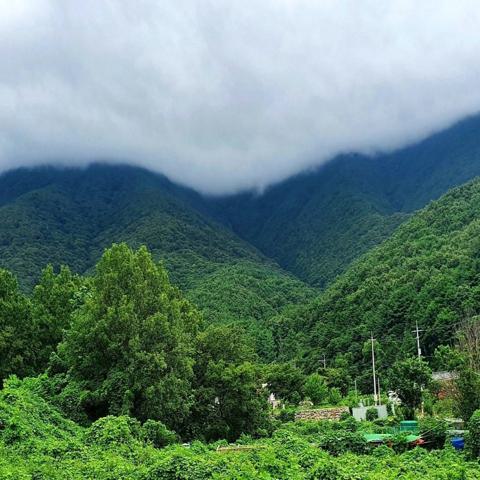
277 407 296 423
339 410 351 421
142 419 178 448
317 431 368 456
466 409 480 458
85 416 144 448
388 433 413 453
339 415 357 432
304 373 329 405
2 383 480 480
36 373 90 425
307 460 339 480
328 388 342 406
366 407 378 421
420 417 447 450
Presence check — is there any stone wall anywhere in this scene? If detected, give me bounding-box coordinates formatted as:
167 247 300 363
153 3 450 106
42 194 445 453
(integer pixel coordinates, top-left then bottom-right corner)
294 406 350 422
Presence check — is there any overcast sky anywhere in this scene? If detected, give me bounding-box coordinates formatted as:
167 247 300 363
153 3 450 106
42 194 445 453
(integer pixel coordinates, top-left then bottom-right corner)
1 1 480 194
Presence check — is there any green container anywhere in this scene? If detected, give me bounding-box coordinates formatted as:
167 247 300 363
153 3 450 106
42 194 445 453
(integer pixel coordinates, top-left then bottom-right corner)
400 421 418 433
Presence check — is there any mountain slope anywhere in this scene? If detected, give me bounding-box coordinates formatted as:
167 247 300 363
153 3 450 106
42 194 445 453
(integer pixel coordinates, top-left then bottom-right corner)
293 178 480 375
212 114 480 288
0 165 315 356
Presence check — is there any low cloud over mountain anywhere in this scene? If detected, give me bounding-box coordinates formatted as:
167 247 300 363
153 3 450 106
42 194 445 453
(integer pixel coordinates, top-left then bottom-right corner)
2 0 480 194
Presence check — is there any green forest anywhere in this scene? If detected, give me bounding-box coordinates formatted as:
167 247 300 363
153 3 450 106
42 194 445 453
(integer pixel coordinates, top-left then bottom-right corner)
0 166 315 361
2 202 480 477
3 120 480 477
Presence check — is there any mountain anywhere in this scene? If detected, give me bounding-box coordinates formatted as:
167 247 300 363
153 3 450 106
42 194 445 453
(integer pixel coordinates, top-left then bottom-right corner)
289 178 480 379
213 114 480 288
2 113 480 357
0 165 314 358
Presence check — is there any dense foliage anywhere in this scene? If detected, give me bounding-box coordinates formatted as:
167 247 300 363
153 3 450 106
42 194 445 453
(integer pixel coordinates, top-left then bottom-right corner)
54 244 200 431
1 378 479 479
466 409 480 459
214 114 480 287
0 270 37 382
0 244 273 442
280 178 480 390
0 165 315 359
214 158 408 289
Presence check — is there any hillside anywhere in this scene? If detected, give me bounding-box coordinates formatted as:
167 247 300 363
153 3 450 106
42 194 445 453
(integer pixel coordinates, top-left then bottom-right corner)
213 114 480 288
3 115 480 352
0 165 314 355
291 178 480 380
3 115 480 298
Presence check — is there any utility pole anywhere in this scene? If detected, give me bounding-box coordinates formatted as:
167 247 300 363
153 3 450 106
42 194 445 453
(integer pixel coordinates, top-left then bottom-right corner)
321 354 326 369
412 321 425 416
371 333 378 406
413 321 424 358
377 377 381 405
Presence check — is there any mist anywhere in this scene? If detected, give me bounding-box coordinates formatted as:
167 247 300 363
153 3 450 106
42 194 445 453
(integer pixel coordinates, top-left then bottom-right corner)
1 0 480 194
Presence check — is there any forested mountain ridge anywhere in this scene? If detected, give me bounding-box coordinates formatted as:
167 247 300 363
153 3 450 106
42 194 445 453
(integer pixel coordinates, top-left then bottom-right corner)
0 165 315 357
3 114 480 295
2 114 480 355
288 177 480 385
213 114 480 288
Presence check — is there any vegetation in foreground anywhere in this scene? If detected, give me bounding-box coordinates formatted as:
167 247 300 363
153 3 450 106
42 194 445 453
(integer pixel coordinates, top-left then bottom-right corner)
1 376 480 480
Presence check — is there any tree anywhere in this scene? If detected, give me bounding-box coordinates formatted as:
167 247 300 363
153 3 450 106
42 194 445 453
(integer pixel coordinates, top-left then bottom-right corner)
304 373 329 405
194 324 256 383
453 364 480 421
0 269 37 383
391 357 431 417
466 409 480 458
189 325 268 441
265 362 305 405
432 345 463 372
32 265 87 367
199 361 270 442
56 244 200 431
458 316 480 372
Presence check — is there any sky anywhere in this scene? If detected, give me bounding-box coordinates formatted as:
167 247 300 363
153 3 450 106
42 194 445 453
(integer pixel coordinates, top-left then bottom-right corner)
1 1 480 195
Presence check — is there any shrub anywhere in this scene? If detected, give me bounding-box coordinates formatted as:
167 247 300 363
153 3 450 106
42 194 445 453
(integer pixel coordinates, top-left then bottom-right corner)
373 417 387 427
36 373 90 425
145 448 214 480
388 433 412 454
317 431 367 456
419 417 447 450
328 388 342 406
304 374 329 405
339 411 351 421
142 419 178 448
277 407 296 423
339 415 357 432
366 407 378 422
307 460 339 480
466 409 480 458
85 415 143 448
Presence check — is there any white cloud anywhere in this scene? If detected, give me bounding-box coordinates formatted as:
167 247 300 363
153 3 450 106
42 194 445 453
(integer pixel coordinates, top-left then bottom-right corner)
1 0 480 194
